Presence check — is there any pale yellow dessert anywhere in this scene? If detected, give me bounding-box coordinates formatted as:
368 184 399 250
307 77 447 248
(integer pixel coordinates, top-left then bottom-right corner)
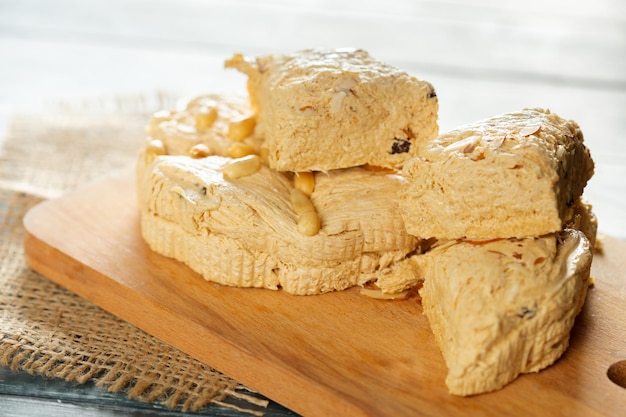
137 150 421 295
416 228 593 396
225 48 439 172
399 108 594 240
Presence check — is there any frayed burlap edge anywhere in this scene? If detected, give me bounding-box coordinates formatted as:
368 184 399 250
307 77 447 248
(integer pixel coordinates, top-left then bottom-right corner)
0 98 271 415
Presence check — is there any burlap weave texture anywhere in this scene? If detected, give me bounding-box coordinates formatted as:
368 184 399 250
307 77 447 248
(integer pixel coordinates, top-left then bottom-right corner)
0 107 268 415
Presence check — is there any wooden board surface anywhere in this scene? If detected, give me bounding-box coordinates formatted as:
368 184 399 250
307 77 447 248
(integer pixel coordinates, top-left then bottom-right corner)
23 170 626 417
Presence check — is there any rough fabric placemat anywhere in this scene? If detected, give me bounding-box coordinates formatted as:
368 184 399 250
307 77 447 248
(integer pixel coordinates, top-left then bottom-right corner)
0 102 269 415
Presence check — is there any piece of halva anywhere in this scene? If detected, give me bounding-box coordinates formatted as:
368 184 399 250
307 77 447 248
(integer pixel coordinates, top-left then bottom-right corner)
399 108 594 240
225 48 439 172
416 228 593 396
137 153 421 295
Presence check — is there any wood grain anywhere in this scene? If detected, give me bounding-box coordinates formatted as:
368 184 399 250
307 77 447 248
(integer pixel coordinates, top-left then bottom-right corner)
22 169 626 417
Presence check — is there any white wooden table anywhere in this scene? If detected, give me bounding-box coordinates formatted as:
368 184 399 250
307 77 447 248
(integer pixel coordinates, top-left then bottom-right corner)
1 1 625 415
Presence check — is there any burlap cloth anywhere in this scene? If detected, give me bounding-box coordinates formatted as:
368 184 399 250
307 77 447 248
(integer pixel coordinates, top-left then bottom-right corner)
0 97 271 415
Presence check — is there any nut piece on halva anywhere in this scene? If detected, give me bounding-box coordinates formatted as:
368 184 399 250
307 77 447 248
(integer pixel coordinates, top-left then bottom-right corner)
399 108 594 240
137 154 422 295
225 48 439 172
416 228 593 396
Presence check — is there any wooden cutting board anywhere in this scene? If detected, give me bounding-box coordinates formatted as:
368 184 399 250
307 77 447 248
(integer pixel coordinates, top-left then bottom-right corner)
23 169 626 417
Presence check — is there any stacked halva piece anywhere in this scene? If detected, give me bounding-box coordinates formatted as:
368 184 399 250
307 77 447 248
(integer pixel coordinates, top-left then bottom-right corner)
399 109 596 395
137 48 438 295
136 48 597 396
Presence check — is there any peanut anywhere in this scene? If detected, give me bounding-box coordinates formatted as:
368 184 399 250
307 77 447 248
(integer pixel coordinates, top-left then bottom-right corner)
146 138 167 156
293 172 315 196
228 116 256 141
228 142 255 159
290 189 315 215
189 143 211 158
297 211 321 236
290 188 320 236
222 155 262 180
195 106 218 130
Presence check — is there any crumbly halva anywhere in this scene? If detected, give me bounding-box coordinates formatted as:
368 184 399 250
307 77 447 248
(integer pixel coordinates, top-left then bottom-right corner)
399 108 594 240
137 153 421 295
416 228 593 396
225 48 439 172
135 49 599 399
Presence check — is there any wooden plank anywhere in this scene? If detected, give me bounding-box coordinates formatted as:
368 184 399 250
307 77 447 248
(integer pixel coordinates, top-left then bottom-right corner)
22 170 626 417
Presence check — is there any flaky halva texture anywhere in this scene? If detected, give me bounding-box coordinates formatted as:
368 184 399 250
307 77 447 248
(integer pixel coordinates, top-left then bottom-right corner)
399 108 594 240
376 197 598 297
225 48 439 172
416 228 593 396
137 152 421 295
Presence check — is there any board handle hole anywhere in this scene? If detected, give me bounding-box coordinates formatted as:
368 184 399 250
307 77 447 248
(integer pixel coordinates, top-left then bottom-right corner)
607 360 626 389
